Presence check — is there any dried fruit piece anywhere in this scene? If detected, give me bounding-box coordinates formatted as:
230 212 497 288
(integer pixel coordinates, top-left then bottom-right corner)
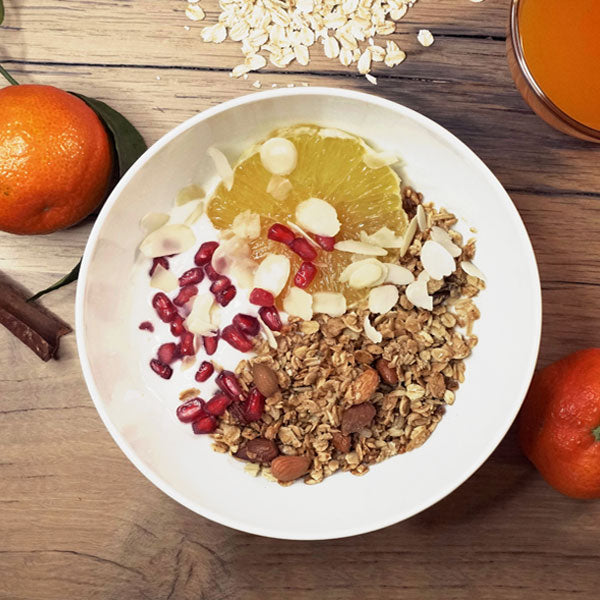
312 292 347 317
152 292 177 323
283 287 313 321
294 262 317 289
233 313 260 337
195 360 214 382
270 455 311 482
245 387 266 421
139 224 196 258
315 235 335 251
289 237 317 261
221 324 253 352
205 392 232 416
194 241 219 266
421 240 455 280
253 254 291 297
237 438 279 463
203 334 219 355
150 358 173 379
252 363 280 397
178 267 204 286
157 342 179 365
341 403 376 434
192 415 218 434
376 358 398 385
260 137 298 176
258 305 282 331
149 256 169 277
353 368 380 404
249 287 275 306
295 198 340 237
173 284 198 307
268 223 295 245
368 285 399 314
176 398 206 423
334 240 387 256
332 432 351 453
208 146 234 190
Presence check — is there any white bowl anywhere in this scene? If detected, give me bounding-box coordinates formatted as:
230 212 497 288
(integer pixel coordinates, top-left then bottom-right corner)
76 88 541 540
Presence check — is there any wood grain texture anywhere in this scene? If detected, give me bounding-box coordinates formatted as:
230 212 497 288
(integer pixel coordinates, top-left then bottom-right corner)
1 0 600 598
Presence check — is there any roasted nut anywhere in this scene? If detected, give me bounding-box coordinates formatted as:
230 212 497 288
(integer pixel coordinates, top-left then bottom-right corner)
342 403 377 435
252 363 280 397
331 432 351 453
270 455 312 482
235 438 279 464
375 358 398 385
353 367 380 404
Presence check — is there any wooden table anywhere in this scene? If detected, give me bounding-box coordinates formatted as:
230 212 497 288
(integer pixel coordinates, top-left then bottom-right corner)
1 1 599 598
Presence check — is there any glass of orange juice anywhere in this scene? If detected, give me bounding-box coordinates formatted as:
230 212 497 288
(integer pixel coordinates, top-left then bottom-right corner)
507 0 600 143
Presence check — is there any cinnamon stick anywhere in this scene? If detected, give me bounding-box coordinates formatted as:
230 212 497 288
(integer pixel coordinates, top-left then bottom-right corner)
0 272 71 361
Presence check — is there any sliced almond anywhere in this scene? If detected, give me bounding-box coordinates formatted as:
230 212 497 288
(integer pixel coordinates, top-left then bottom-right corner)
140 212 169 234
139 224 196 258
184 294 216 335
363 151 398 169
230 258 258 289
207 146 234 191
400 216 418 257
418 270 431 283
260 137 298 176
368 285 399 314
258 314 278 349
348 261 385 289
149 264 178 292
295 198 340 237
416 204 427 232
431 226 462 258
180 356 197 372
283 287 313 320
461 260 485 280
232 210 261 239
360 226 403 248
267 175 293 201
384 263 415 286
211 236 251 276
363 314 382 343
334 240 387 256
405 279 433 311
184 200 205 226
312 292 347 317
176 184 205 206
421 240 455 280
253 253 290 297
339 258 383 284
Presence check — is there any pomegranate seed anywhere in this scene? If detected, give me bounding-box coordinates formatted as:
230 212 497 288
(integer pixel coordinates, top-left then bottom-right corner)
268 223 295 245
249 288 274 306
178 267 204 286
195 361 214 382
204 263 219 281
139 321 154 332
216 285 236 307
232 313 260 337
178 331 196 356
149 256 169 276
176 398 206 423
194 241 219 266
203 334 219 355
170 314 185 336
289 237 317 261
192 415 218 434
152 292 177 323
294 262 317 289
173 284 198 307
221 324 254 352
258 306 282 332
157 342 179 364
149 359 172 379
245 387 265 422
315 235 335 251
205 392 232 416
216 370 244 399
210 275 231 295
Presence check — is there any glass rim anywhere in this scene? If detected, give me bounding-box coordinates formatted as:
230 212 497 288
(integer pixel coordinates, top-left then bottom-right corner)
509 0 600 140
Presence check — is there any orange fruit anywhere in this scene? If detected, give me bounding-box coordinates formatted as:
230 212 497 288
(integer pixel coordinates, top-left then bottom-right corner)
0 84 113 235
207 124 408 305
519 348 600 499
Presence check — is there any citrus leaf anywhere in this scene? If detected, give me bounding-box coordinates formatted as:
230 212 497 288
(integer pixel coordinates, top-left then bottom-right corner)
0 65 19 86
28 260 81 302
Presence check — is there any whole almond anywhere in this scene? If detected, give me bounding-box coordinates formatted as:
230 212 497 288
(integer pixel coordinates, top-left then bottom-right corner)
375 358 398 385
252 363 280 397
353 367 380 404
270 455 311 482
236 438 279 464
331 431 351 454
341 403 377 435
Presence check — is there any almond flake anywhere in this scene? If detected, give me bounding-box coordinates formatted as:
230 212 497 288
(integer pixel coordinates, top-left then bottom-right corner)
400 216 418 257
312 292 347 317
230 257 258 289
140 212 169 234
430 226 462 258
232 210 261 239
254 253 291 297
416 204 427 232
258 314 278 349
363 151 398 169
184 200 205 226
180 356 197 372
283 287 313 321
185 294 217 336
360 226 402 248
405 279 433 311
295 198 341 237
207 147 234 190
368 285 399 314
139 224 196 258
421 240 455 280
149 264 178 293
334 240 387 256
417 29 434 47
461 260 485 280
363 314 382 343
260 137 298 176
384 263 415 285
348 261 385 289
211 236 251 276
176 184 205 206
266 175 293 201
286 221 321 248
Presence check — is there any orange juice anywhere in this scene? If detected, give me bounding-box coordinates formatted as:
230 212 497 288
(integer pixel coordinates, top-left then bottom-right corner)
519 0 600 131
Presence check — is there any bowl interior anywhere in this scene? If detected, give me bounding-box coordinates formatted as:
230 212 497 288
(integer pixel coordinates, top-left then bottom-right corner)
77 89 541 540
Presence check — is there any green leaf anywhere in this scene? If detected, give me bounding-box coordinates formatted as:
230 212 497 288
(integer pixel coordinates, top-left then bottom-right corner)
28 260 81 302
0 65 19 86
71 92 147 179
0 0 4 26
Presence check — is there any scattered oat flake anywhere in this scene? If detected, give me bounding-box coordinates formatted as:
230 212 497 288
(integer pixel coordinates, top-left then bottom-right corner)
417 29 434 47
252 80 262 89
365 73 378 85
185 4 205 21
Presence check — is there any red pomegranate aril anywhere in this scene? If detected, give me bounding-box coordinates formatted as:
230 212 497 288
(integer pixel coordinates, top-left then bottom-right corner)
245 387 266 422
294 262 317 289
149 256 169 276
152 292 177 323
259 306 282 332
139 321 154 332
204 263 219 281
267 223 295 245
194 241 219 266
170 314 185 336
176 398 206 423
192 415 218 434
232 313 260 337
203 334 219 355
178 267 204 286
289 237 318 261
210 275 231 295
205 392 232 417
315 235 335 251
178 331 196 356
173 284 198 307
150 359 172 379
195 361 214 382
216 285 236 307
216 370 244 399
221 325 253 352
157 342 179 365
249 287 274 306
